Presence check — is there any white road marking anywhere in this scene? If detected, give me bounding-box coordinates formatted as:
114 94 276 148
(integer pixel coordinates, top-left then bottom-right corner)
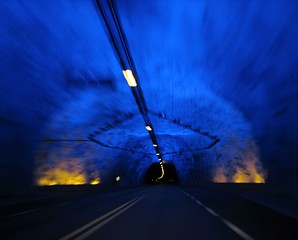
204 207 219 217
52 201 72 207
196 200 203 206
221 218 254 240
4 208 41 218
2 200 74 220
179 188 254 240
60 196 143 240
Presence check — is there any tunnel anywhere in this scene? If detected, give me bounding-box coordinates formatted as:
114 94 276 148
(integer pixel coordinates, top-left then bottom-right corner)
1 1 298 239
144 162 179 184
0 0 297 199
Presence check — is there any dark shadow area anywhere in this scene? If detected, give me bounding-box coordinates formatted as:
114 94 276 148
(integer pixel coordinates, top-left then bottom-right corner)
144 162 178 184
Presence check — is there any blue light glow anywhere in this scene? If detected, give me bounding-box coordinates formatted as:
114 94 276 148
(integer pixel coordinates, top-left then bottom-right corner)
0 0 297 194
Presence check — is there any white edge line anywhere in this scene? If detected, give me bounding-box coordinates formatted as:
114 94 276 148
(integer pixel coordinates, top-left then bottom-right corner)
4 208 41 219
179 188 254 240
204 207 218 217
2 200 73 220
222 218 254 240
52 201 72 207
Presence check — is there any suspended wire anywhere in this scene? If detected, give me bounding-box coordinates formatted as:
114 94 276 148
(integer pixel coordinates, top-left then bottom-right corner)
183 82 186 135
171 75 174 117
95 0 165 178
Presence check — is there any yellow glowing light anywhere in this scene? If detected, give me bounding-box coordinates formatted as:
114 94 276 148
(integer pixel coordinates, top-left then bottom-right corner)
91 178 100 185
156 153 160 156
213 158 266 183
116 176 121 182
36 162 101 186
122 70 137 87
157 165 164 180
233 165 265 183
37 167 86 186
145 125 152 131
153 144 157 147
233 158 266 183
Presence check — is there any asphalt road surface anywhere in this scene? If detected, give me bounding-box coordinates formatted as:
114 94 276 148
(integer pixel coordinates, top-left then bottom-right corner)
1 185 297 240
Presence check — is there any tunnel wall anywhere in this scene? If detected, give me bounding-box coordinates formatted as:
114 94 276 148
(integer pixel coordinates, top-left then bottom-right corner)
0 0 123 193
0 0 297 196
117 0 298 195
199 0 298 195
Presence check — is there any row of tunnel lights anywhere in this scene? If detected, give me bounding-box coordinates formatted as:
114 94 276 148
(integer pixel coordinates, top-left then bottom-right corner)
123 70 164 179
95 0 164 180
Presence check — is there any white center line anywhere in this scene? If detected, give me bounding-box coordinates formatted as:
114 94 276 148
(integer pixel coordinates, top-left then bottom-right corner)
60 196 143 240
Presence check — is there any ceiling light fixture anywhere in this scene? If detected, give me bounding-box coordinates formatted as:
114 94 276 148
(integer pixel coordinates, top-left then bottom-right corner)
157 166 164 180
122 70 137 87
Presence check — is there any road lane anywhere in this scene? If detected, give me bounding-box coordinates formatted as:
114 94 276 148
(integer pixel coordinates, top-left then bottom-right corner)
1 185 297 240
180 188 253 240
183 186 298 240
0 187 148 240
90 186 242 240
60 196 144 240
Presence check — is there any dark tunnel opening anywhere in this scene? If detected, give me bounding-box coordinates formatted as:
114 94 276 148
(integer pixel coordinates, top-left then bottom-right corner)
144 162 178 184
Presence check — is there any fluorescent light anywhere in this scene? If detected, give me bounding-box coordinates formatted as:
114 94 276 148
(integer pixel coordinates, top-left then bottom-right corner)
157 166 164 179
145 125 152 131
122 70 137 87
153 144 157 147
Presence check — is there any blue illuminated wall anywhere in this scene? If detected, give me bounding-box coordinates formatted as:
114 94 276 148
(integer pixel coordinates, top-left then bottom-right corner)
0 0 297 195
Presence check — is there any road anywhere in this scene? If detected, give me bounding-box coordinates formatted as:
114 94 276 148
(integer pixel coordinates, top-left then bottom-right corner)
1 185 297 240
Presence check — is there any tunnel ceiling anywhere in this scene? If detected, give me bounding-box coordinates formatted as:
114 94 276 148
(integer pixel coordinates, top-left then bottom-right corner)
0 0 297 192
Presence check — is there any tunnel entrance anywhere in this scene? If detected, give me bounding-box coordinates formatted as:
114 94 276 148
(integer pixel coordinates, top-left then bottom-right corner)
144 162 178 184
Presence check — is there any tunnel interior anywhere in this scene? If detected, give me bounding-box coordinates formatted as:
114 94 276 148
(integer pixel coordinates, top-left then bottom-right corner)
0 0 297 197
144 162 178 184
